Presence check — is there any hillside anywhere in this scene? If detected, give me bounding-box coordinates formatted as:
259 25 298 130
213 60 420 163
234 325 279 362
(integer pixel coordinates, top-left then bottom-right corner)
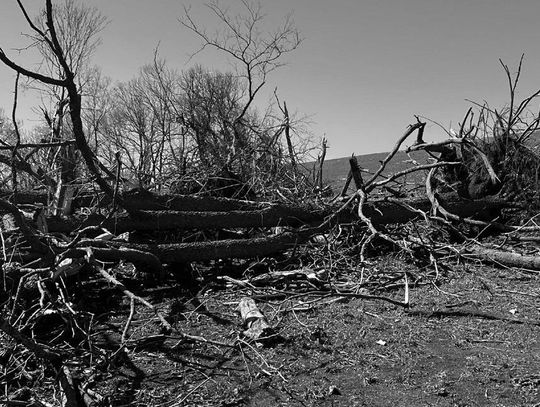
314 129 540 195
309 150 432 194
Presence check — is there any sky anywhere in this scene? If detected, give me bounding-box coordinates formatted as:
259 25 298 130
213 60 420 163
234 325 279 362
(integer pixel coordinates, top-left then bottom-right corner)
1 0 540 159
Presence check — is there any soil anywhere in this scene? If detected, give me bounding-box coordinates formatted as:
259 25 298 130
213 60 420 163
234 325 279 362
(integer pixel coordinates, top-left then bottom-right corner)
70 257 540 406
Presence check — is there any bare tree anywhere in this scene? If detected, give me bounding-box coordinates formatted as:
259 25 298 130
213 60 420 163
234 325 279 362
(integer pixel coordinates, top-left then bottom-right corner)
0 0 117 200
178 1 306 194
98 61 185 191
181 1 301 120
33 0 108 83
34 1 108 185
178 65 245 168
106 76 163 189
82 66 112 158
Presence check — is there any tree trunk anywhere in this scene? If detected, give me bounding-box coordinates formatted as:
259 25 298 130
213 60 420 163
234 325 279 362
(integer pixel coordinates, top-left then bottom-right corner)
37 193 510 233
97 231 308 263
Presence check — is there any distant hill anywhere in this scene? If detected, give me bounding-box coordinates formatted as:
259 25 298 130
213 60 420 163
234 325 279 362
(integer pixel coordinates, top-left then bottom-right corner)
312 130 540 195
306 150 432 195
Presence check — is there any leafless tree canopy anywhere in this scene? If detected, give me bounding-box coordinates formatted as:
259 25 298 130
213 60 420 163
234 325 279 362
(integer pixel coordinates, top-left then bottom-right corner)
33 0 108 80
180 0 302 118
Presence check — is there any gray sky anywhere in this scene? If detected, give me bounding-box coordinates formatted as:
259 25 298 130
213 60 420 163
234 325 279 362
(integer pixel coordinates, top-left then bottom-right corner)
1 0 540 159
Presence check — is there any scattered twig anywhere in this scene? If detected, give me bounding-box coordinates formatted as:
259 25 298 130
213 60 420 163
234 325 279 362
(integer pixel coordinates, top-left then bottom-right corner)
0 315 64 362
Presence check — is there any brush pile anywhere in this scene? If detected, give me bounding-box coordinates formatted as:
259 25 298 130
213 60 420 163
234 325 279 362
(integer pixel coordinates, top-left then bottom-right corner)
1 1 540 401
3 106 540 403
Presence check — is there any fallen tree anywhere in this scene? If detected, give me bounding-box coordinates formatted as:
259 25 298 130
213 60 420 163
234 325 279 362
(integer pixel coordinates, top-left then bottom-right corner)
11 192 510 235
91 231 310 263
2 3 540 402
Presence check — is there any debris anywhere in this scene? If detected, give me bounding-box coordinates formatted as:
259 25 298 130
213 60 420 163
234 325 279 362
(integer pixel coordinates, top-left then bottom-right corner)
237 297 274 341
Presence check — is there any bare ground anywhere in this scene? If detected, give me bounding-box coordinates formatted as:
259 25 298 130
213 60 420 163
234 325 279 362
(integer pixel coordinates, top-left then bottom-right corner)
53 256 540 407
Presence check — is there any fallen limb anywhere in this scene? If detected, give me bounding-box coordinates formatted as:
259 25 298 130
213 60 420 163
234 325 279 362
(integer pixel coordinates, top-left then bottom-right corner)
357 188 412 261
464 243 540 270
0 315 64 362
100 231 310 263
61 246 163 273
253 288 409 309
365 121 426 190
0 198 50 254
96 263 234 348
58 366 81 407
327 290 409 308
97 266 173 332
425 167 533 233
120 189 264 211
247 269 328 288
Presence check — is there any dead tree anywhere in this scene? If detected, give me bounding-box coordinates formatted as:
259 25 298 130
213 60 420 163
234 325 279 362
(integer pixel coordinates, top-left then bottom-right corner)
0 0 120 207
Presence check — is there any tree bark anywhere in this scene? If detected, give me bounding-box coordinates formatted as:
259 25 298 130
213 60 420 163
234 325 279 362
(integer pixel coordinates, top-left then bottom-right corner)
237 297 272 340
37 193 509 233
349 155 364 190
97 231 308 263
62 246 163 273
465 244 540 270
1 190 294 211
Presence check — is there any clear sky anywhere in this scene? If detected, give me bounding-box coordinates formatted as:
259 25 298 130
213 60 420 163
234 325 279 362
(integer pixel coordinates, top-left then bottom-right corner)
1 0 540 159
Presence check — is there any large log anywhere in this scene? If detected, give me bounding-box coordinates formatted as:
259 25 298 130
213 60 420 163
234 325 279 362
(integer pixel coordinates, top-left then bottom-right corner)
465 244 540 270
1 190 277 211
97 231 308 263
45 207 325 233
4 187 510 238
3 189 509 224
42 194 509 234
120 190 265 211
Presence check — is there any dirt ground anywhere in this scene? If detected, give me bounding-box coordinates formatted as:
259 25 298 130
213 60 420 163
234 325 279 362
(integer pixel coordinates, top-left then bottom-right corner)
71 256 540 407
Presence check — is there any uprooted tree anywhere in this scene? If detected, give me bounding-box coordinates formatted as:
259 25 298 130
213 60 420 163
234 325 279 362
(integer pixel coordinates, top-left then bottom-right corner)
2 0 540 404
